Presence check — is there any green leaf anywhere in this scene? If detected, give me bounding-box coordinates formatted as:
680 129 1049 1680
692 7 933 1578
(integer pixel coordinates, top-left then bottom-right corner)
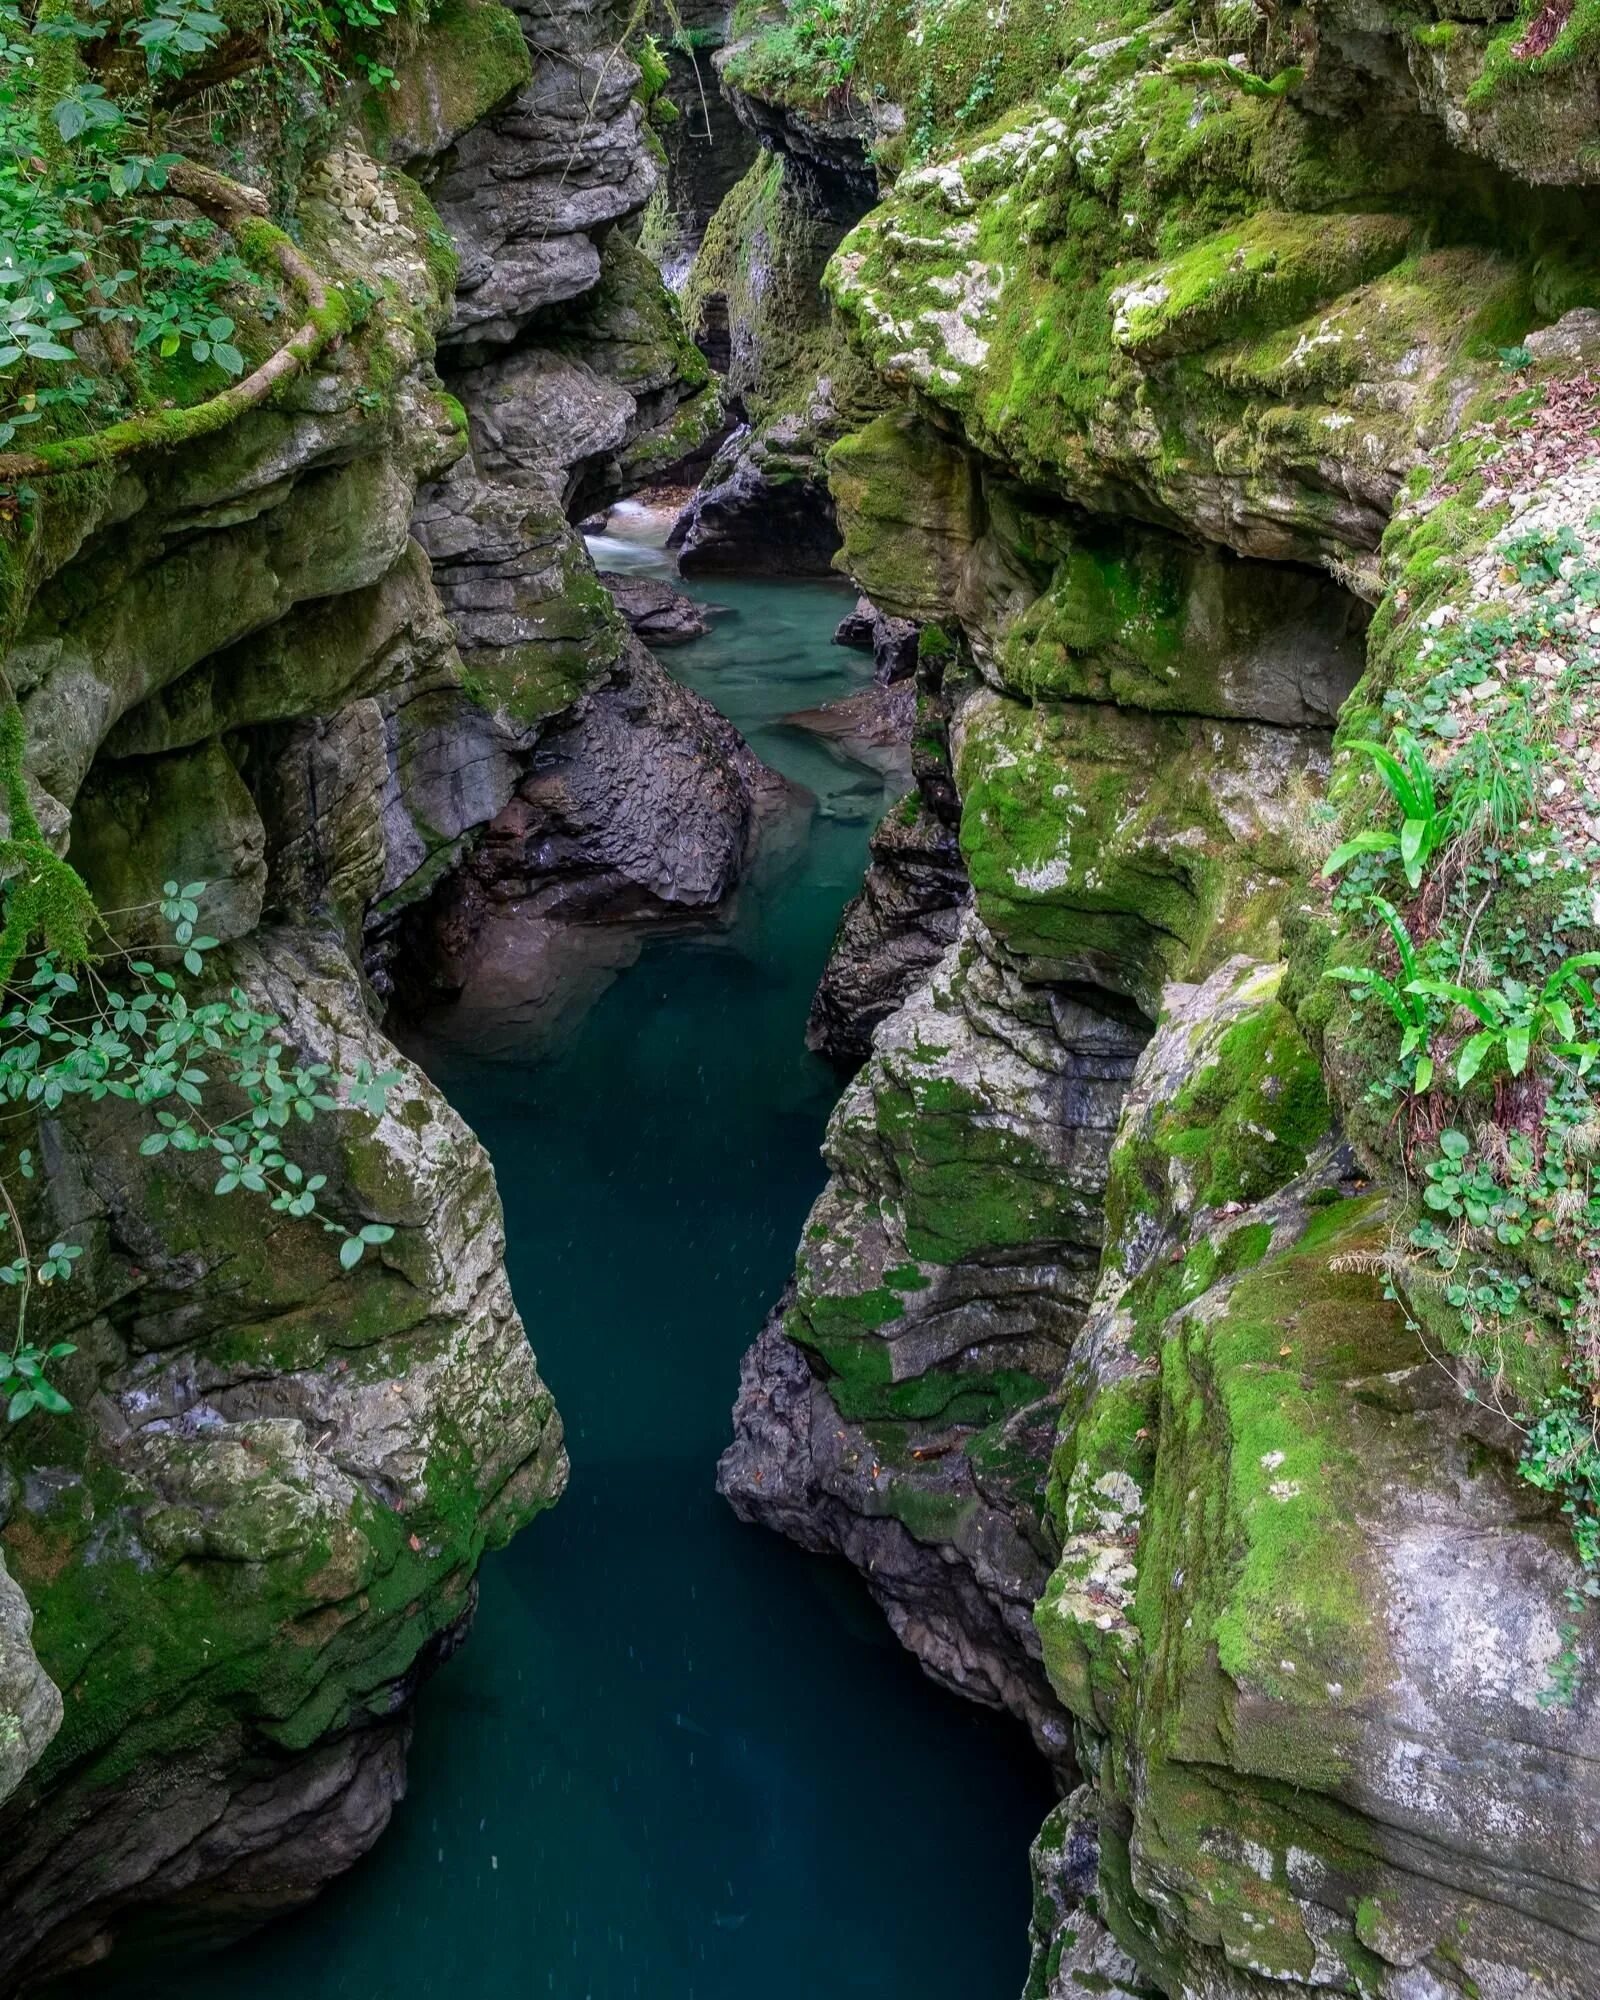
1406 978 1501 1028
1413 1053 1433 1093
1322 831 1397 877
339 1236 365 1271
1439 1130 1470 1160
1456 1032 1497 1087
359 1223 394 1245
1505 1023 1531 1075
1349 738 1423 821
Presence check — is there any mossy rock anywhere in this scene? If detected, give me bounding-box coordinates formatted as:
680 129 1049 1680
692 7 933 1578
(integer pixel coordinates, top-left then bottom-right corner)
954 689 1314 1013
827 412 983 622
374 0 532 163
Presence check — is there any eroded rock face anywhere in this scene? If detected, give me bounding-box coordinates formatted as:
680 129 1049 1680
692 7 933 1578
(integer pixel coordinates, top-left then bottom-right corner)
714 8 1600 1988
0 932 565 1990
427 0 657 351
804 793 968 1067
670 147 892 572
1031 961 1598 1998
0 0 728 1965
722 912 1148 1764
420 634 797 971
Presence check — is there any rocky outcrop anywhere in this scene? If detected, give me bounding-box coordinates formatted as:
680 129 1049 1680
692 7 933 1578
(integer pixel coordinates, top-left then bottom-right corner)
0 190 572 1966
804 790 967 1065
409 634 798 989
598 570 710 645
0 0 739 1971
396 0 792 1005
722 910 1150 1763
420 0 658 354
804 622 969 1067
0 930 564 1990
832 596 918 684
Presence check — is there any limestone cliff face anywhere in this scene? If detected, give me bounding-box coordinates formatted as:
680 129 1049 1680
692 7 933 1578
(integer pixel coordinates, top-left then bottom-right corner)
717 3 1600 1992
668 93 892 572
395 0 785 993
0 0 731 1979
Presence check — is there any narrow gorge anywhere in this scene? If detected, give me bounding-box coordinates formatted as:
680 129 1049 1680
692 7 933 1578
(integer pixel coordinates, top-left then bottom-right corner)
0 0 1597 1994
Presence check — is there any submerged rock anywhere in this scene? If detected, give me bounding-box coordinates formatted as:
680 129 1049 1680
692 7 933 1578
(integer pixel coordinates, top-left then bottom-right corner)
781 678 914 780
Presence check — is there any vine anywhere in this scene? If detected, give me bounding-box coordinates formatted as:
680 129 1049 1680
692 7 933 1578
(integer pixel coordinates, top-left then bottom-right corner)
0 0 453 489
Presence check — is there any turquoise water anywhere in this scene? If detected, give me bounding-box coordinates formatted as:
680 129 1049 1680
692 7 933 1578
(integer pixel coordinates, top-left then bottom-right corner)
97 510 1053 1999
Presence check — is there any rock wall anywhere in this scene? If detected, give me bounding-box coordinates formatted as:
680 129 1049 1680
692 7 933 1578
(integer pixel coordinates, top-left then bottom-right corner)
0 0 748 1980
668 90 893 572
715 2 1600 1992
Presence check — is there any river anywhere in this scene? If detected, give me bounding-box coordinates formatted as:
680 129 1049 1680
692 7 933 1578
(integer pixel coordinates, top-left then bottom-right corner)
93 507 1052 2000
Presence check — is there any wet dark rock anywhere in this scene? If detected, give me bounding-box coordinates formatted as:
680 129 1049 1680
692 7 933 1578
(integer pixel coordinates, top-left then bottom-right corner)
805 793 969 1068
597 571 710 646
669 422 842 576
833 598 877 650
719 1311 1072 1767
407 638 803 988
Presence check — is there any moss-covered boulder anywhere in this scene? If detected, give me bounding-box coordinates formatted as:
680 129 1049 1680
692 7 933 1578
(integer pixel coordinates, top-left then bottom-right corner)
722 914 1146 1756
0 930 565 1988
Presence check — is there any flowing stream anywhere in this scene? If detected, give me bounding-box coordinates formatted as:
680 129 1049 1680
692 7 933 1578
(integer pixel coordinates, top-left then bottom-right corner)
100 508 1052 1999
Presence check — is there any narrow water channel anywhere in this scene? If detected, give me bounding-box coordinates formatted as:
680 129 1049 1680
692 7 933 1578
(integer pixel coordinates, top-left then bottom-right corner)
100 511 1053 1999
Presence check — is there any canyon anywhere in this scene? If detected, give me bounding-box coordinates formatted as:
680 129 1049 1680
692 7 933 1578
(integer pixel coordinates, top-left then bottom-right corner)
0 0 1597 1994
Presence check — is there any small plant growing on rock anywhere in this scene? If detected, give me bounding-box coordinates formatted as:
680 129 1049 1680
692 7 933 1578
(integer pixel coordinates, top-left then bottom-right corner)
0 772 405 1425
1323 729 1446 891
1319 390 1600 1631
1407 953 1600 1086
1326 894 1437 1092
